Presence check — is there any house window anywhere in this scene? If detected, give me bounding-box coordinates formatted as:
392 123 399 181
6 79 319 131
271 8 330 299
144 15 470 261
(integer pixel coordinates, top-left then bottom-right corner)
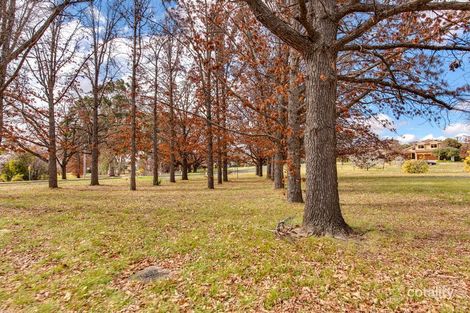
417 145 425 149
431 144 437 148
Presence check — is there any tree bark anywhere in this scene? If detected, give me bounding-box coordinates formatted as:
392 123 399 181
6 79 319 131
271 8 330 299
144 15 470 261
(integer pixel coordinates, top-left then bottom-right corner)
266 157 272 180
61 163 67 180
167 39 176 184
130 92 137 190
48 96 58 188
109 157 116 177
287 51 303 203
302 45 351 236
205 46 214 189
83 153 87 177
243 0 352 238
217 147 223 184
222 85 229 182
129 25 138 191
182 155 189 180
152 95 159 185
273 58 287 189
207 113 214 189
270 157 275 181
0 84 3 146
206 100 214 189
61 150 68 180
273 147 284 189
117 157 123 176
76 152 81 178
169 113 176 184
152 57 159 186
214 75 223 185
90 98 99 186
223 153 228 182
0 49 5 145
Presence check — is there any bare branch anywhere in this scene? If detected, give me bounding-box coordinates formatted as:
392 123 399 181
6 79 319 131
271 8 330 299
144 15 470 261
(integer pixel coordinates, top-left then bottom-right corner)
342 43 470 52
242 0 315 52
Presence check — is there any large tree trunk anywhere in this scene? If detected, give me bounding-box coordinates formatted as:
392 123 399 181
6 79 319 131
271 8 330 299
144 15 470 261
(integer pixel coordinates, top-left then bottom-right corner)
215 77 223 185
217 149 223 184
206 100 214 189
0 87 3 146
152 50 159 186
273 147 284 189
90 99 99 186
274 67 287 189
207 121 214 189
130 94 137 190
266 157 272 180
61 151 68 180
130 63 137 191
287 51 303 203
83 153 87 177
117 157 123 176
76 152 81 178
182 155 189 180
109 157 116 177
222 155 228 182
302 46 351 236
169 120 176 183
222 87 229 182
205 50 214 189
152 99 159 185
61 163 67 180
168 41 177 184
129 6 140 191
0 61 6 145
48 98 58 188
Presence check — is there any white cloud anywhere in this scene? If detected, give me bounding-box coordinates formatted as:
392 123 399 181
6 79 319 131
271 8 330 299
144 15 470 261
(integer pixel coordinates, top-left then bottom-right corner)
444 123 470 136
421 134 434 140
365 113 394 135
396 134 416 144
420 134 446 140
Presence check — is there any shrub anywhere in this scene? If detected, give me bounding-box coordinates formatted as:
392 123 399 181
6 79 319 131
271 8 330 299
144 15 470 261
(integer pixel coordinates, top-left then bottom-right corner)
11 174 24 181
402 160 429 174
0 174 7 182
464 156 470 173
0 153 47 181
434 147 460 161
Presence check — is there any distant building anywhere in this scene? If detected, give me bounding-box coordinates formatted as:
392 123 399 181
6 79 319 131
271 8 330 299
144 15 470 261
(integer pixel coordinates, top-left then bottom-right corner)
403 139 443 160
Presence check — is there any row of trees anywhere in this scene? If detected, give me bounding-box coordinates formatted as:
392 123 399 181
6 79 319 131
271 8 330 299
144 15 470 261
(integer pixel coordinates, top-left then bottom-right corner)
1 0 469 237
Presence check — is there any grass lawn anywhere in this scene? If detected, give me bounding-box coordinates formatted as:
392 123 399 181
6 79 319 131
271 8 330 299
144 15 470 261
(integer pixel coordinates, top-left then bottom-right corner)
0 163 469 312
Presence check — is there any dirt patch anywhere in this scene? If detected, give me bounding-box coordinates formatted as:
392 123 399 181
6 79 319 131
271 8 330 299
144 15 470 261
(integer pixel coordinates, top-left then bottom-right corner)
131 266 170 282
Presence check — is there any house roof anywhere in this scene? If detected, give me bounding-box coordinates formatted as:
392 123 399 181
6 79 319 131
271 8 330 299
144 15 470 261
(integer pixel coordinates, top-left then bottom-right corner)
402 139 442 153
416 139 441 144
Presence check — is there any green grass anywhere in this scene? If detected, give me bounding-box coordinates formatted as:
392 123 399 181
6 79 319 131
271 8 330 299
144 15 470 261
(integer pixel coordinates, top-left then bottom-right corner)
0 163 469 312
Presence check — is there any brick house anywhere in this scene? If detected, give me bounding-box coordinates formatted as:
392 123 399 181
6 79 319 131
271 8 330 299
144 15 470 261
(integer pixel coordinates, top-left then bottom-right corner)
403 139 443 160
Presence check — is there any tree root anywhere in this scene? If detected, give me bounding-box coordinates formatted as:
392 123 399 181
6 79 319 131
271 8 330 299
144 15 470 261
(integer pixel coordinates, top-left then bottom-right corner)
275 217 359 242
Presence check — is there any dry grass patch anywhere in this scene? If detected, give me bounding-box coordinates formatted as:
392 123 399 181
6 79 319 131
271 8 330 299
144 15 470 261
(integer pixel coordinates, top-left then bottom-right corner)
0 163 469 312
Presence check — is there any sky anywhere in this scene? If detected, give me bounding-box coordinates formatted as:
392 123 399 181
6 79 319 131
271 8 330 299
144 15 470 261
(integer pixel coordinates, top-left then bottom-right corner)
70 0 470 144
373 65 470 143
379 113 470 143
137 1 470 144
